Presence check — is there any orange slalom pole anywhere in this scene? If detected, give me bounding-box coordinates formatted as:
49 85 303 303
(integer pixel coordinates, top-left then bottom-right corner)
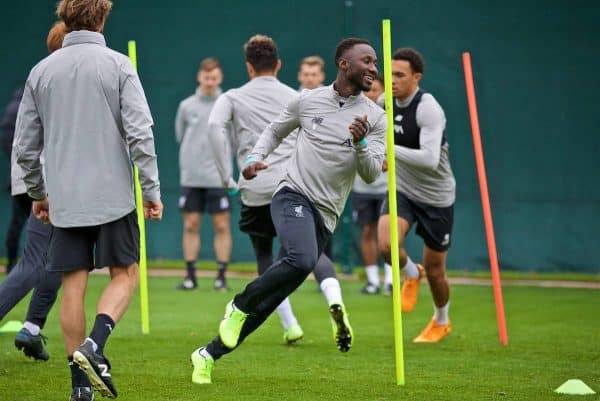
462 52 508 346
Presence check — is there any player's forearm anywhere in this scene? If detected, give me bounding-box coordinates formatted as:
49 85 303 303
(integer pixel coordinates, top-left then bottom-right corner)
355 127 386 183
15 141 45 199
19 159 45 200
248 126 284 162
128 127 161 201
355 144 384 183
394 144 440 170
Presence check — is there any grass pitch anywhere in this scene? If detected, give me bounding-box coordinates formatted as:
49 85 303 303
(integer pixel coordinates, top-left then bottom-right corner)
0 275 598 400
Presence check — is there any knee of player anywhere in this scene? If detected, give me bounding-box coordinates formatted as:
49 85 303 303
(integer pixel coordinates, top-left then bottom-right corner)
377 238 392 258
213 223 230 236
288 252 318 273
423 262 445 280
361 224 377 241
110 263 139 290
183 222 199 233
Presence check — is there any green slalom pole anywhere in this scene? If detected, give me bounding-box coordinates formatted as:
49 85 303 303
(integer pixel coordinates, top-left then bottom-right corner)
382 19 405 385
127 40 150 335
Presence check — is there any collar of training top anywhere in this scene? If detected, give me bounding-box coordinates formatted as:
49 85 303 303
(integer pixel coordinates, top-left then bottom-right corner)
329 83 362 105
395 86 421 108
62 30 106 48
196 87 222 100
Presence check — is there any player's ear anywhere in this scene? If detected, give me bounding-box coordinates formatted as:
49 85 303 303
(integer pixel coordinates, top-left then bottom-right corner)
338 58 348 71
275 59 282 74
246 62 255 79
414 72 423 83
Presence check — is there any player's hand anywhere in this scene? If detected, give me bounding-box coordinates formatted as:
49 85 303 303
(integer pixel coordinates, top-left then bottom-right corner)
144 199 163 220
349 114 369 144
32 198 50 224
382 160 388 172
242 161 268 180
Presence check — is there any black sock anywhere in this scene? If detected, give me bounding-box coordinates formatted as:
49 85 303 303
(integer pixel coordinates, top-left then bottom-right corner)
89 313 115 355
217 261 228 280
68 356 91 388
186 260 197 282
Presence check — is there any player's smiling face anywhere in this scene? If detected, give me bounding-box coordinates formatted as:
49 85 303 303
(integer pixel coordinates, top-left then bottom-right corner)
391 60 421 101
343 44 378 92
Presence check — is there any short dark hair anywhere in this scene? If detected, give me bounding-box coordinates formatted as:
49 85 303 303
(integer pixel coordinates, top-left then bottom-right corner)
334 37 371 67
244 34 278 73
199 57 221 73
392 48 425 74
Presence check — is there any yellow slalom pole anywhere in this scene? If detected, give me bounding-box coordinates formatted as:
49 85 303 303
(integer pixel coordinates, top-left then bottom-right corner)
382 19 405 385
127 40 150 335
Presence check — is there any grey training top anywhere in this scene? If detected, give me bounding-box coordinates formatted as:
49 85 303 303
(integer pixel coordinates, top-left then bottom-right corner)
385 88 456 207
353 170 388 194
14 31 161 227
208 76 299 206
249 84 387 232
176 88 229 188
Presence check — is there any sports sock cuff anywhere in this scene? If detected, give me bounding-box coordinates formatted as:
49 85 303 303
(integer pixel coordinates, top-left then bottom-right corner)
23 321 41 336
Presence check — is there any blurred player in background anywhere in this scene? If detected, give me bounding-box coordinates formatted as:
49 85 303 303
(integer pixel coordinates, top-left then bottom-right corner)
297 55 325 91
2 88 26 273
353 74 392 295
207 35 347 347
0 20 65 363
377 48 455 343
175 57 232 291
14 1 162 399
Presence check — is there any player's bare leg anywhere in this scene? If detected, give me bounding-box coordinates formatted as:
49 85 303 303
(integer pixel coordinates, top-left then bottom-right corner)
413 246 451 343
212 211 232 290
179 212 201 290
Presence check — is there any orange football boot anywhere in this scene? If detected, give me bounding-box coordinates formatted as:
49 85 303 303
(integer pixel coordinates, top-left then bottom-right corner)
413 319 452 343
400 263 425 313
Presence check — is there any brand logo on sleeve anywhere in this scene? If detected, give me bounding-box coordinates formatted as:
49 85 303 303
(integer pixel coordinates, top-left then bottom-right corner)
294 205 304 218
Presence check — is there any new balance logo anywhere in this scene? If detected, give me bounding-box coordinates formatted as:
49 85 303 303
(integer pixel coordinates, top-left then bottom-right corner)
106 324 113 333
311 116 324 130
99 363 111 377
394 114 404 134
294 205 304 218
441 233 450 246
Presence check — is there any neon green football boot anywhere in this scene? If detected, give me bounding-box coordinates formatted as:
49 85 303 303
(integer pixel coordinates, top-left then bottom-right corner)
283 324 304 344
218 300 248 349
191 348 214 384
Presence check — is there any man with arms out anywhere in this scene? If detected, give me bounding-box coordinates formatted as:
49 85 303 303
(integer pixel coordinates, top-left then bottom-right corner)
15 1 162 399
377 48 455 342
175 57 232 291
192 37 385 384
297 55 325 91
208 35 347 345
0 21 66 363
